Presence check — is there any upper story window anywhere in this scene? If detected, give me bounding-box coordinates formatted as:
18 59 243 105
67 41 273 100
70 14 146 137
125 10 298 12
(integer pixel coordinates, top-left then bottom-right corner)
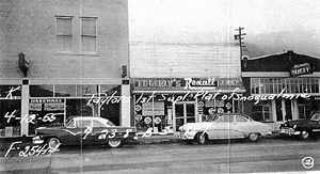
56 16 73 52
81 17 97 53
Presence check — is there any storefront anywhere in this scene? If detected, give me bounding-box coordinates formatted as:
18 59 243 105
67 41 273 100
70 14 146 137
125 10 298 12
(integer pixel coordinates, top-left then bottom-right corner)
0 78 130 137
241 51 320 125
132 77 245 135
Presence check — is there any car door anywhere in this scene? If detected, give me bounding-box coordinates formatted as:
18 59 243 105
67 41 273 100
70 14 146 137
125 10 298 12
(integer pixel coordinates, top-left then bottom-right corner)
76 118 95 145
92 119 109 143
230 115 249 139
61 118 86 145
207 116 227 140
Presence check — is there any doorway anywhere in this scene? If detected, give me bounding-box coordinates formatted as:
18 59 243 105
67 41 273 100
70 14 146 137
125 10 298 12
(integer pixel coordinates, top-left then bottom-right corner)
174 102 196 130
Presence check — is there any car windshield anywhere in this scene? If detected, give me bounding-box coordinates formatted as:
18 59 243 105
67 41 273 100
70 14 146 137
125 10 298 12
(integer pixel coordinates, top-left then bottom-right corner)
311 113 320 121
207 115 220 122
65 119 75 127
105 120 115 127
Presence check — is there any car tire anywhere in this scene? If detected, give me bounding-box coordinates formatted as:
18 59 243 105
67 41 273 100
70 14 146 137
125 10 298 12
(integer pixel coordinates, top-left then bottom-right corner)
108 139 122 148
248 133 259 142
300 130 310 140
47 137 61 149
196 132 208 145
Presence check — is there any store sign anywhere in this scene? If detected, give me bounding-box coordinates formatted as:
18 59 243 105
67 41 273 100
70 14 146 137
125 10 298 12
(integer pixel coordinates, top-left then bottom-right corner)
30 99 64 111
290 63 312 77
133 78 243 91
134 78 184 89
142 102 165 116
184 78 217 89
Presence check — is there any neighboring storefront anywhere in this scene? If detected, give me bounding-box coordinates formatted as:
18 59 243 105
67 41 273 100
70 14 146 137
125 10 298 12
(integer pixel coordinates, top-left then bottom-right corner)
241 51 320 125
0 79 129 137
132 77 245 134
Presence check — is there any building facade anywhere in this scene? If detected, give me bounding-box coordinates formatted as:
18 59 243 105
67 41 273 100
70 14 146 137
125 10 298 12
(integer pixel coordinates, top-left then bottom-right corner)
0 0 130 137
241 51 320 127
130 43 244 134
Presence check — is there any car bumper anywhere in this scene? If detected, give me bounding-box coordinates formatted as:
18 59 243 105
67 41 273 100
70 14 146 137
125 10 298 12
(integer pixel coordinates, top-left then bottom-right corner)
279 128 301 136
32 136 45 144
178 131 197 140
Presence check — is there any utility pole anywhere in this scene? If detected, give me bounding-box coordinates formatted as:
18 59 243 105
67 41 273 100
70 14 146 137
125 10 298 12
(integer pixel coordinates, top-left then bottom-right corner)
234 27 246 60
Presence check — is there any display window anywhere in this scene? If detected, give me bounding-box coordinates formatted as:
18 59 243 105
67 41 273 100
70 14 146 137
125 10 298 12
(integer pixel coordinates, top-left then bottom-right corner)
28 84 121 135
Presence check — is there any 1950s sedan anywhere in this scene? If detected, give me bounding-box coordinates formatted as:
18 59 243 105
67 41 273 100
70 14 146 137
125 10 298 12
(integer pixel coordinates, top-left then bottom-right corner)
178 114 272 144
33 116 137 148
279 112 320 140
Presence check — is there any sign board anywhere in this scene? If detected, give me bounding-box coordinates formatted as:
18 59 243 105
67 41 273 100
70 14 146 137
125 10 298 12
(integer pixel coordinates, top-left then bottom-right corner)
133 78 243 91
30 99 64 111
290 63 312 77
142 102 165 116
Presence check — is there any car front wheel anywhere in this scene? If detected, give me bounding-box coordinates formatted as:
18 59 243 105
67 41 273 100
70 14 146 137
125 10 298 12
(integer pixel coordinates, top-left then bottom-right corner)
108 139 122 148
300 130 310 140
196 132 208 145
48 137 61 149
248 133 259 142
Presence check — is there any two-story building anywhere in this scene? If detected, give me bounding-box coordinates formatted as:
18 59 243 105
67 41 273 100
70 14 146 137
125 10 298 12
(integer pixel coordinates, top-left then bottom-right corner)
0 0 130 137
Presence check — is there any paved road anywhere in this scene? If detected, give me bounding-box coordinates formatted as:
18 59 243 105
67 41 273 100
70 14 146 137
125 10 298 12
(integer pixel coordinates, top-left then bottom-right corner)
47 138 320 174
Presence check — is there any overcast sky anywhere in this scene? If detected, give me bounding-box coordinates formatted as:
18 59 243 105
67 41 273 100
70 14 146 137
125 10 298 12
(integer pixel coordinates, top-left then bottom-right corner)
129 0 320 57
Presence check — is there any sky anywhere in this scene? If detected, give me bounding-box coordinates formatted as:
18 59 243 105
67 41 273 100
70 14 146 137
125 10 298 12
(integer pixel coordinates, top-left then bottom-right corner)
129 0 320 57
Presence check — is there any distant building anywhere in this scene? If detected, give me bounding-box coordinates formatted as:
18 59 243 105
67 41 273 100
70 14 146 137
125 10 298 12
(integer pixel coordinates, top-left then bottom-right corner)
0 0 129 137
241 51 320 127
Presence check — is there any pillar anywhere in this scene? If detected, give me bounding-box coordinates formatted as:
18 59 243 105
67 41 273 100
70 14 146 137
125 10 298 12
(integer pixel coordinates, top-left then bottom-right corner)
271 100 277 122
291 99 299 120
281 99 286 122
20 80 29 136
120 83 131 127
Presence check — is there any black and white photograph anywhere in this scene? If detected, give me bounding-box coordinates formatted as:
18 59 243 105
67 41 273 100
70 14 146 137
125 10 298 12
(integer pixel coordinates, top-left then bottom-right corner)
0 0 320 173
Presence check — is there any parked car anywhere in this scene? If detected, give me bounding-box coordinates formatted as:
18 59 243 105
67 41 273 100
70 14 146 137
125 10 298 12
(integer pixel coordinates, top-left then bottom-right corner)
32 116 137 148
178 113 272 144
279 112 320 140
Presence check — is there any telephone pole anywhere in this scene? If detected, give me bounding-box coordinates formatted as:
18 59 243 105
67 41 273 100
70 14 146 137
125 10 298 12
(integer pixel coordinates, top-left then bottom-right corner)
234 27 246 60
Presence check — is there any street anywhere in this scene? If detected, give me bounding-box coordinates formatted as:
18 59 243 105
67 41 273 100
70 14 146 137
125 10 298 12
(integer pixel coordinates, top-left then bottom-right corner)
45 138 320 174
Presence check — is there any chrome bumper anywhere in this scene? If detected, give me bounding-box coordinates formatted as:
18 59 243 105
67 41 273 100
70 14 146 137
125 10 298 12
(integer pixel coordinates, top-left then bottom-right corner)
279 128 301 136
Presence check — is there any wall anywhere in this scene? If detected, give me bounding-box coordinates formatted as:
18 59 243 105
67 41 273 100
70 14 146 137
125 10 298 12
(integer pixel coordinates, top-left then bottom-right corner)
0 0 128 79
130 42 241 78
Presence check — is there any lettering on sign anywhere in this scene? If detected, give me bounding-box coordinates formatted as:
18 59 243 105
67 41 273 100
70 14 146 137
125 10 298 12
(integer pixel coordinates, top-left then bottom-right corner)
134 78 183 89
290 63 312 77
185 78 217 89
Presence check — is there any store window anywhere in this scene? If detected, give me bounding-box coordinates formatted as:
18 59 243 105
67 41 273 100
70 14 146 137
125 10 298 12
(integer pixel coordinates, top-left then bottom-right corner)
0 85 21 137
251 102 272 122
252 78 320 94
28 84 121 135
134 94 172 134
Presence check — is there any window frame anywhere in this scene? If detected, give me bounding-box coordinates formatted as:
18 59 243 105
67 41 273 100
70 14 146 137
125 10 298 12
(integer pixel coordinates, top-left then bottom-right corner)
55 16 73 52
80 16 98 53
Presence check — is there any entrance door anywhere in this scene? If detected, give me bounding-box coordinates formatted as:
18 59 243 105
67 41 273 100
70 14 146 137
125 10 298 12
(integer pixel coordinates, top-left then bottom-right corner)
174 102 195 130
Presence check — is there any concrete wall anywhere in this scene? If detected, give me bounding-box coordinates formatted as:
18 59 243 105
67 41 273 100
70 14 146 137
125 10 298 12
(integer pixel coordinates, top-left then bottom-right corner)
0 0 128 79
